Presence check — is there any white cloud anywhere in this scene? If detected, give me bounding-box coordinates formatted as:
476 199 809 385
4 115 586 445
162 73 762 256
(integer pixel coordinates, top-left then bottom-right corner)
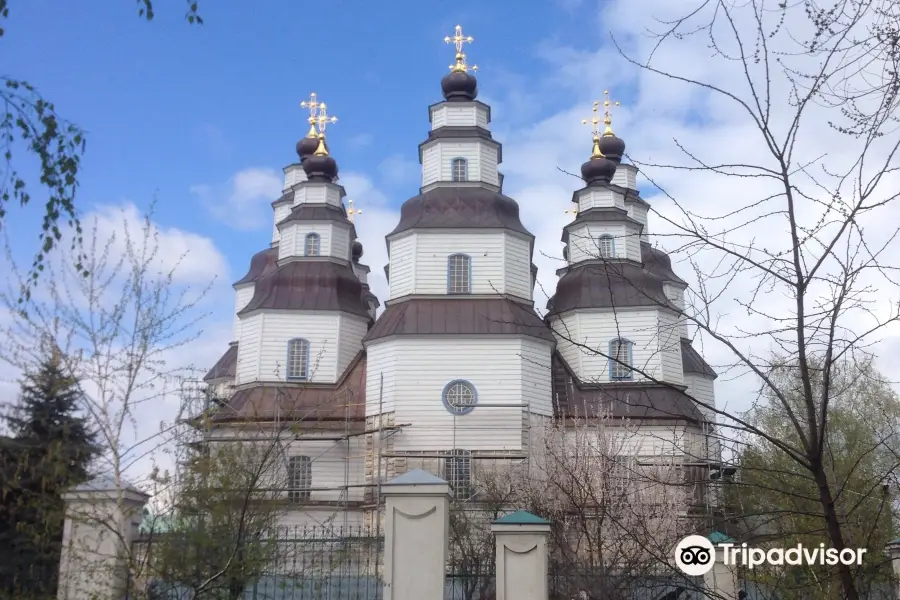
339 171 398 307
481 0 900 416
0 204 234 483
192 167 283 231
89 202 230 288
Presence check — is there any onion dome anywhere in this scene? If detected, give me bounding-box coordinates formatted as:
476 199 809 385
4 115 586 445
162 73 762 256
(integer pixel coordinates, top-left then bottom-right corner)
303 136 338 183
441 26 478 101
580 138 617 185
598 133 626 163
597 91 625 163
442 68 478 101
296 133 320 162
351 240 363 262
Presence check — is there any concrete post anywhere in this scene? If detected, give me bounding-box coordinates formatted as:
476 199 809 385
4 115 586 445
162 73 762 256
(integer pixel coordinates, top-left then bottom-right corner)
380 469 452 600
56 475 149 600
885 539 900 600
490 510 551 600
704 532 739 600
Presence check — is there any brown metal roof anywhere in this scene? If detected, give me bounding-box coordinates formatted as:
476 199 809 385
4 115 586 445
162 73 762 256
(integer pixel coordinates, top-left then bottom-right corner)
209 352 367 424
204 344 237 382
548 262 671 313
364 297 555 343
388 186 533 238
271 190 294 207
233 247 279 286
549 242 690 313
680 338 718 378
551 353 705 422
238 261 372 320
641 243 687 285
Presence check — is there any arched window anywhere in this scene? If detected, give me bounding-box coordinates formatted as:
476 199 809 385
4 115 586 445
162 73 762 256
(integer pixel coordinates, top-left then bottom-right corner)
451 157 468 182
442 380 477 415
447 254 472 294
304 233 321 256
597 235 615 259
287 455 312 502
286 338 310 380
609 338 633 380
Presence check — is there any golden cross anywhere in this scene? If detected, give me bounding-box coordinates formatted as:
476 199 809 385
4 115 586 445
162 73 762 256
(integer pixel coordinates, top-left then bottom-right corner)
444 24 478 73
300 92 319 138
581 100 601 139
315 102 338 137
602 90 621 136
346 198 363 222
581 100 605 159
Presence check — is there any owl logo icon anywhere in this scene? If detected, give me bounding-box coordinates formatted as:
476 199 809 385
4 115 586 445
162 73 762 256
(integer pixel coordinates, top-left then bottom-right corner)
674 535 716 576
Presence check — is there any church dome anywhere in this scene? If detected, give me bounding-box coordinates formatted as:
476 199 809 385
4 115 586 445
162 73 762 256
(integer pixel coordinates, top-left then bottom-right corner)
352 240 363 262
441 68 478 101
303 142 338 183
580 154 617 185
296 135 320 162
597 133 626 163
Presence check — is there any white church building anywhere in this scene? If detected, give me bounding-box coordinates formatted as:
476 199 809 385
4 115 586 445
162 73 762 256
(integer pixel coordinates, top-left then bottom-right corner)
201 28 720 530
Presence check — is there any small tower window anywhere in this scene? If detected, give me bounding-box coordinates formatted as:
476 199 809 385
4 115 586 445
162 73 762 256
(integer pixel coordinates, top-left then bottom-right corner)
286 338 310 380
305 233 321 256
597 235 615 259
442 380 477 415
444 449 472 500
451 158 468 182
609 338 634 380
287 455 312 503
447 254 472 294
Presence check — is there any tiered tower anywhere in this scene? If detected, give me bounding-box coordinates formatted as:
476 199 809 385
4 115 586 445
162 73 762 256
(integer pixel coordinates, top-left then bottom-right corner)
362 26 555 496
546 94 719 490
205 94 374 411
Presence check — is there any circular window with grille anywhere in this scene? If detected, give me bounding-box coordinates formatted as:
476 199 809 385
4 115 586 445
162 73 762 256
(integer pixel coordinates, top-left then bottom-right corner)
442 380 477 416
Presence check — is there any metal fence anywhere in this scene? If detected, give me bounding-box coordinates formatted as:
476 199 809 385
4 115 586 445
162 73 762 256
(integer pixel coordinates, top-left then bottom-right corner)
131 520 708 600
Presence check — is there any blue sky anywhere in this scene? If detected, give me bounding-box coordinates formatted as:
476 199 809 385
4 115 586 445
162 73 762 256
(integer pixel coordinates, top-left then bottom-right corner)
7 0 900 472
4 0 604 293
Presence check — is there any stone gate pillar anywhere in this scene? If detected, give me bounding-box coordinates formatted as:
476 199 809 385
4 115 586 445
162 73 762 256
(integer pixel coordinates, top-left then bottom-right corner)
381 469 452 600
491 510 551 600
56 476 149 600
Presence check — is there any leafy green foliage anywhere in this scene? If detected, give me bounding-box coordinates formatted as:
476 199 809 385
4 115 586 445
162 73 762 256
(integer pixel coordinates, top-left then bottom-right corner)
0 0 203 300
729 358 900 598
1 77 87 298
0 350 100 600
141 435 286 600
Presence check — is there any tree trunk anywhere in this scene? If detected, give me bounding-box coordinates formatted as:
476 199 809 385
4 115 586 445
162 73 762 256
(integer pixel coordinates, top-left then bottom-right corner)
811 461 860 600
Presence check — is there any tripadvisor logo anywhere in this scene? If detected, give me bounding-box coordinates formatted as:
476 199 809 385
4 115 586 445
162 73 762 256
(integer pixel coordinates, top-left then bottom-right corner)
674 535 868 576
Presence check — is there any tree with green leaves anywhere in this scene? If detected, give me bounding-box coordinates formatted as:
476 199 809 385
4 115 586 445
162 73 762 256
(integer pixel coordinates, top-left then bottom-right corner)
726 357 900 598
135 421 301 600
0 347 100 600
0 0 201 298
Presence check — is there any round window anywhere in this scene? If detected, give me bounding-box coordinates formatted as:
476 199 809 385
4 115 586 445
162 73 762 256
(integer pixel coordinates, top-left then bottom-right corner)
442 380 477 415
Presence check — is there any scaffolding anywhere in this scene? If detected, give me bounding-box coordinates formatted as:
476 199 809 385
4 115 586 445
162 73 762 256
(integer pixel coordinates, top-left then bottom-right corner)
175 367 539 538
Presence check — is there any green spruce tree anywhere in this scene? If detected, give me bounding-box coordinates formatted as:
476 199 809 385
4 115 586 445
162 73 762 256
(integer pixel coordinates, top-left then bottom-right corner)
0 349 100 600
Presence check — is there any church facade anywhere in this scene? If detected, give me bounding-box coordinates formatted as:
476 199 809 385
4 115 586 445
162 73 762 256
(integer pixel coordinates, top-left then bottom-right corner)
202 27 719 529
